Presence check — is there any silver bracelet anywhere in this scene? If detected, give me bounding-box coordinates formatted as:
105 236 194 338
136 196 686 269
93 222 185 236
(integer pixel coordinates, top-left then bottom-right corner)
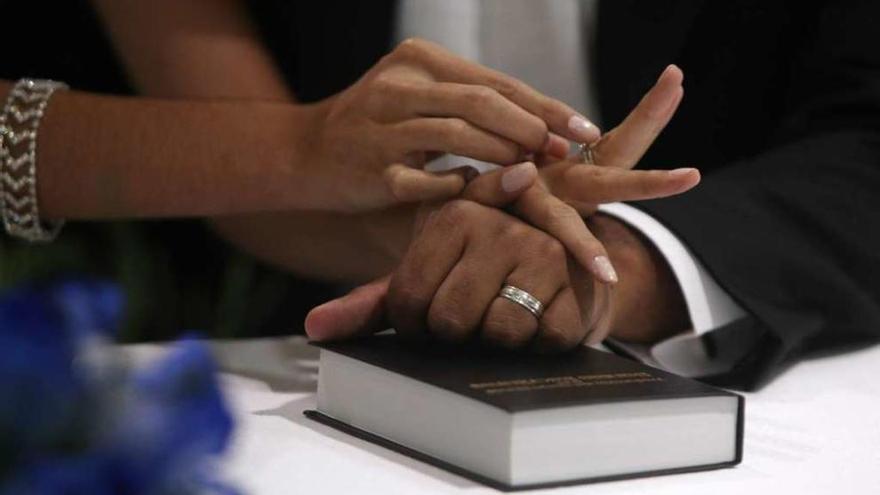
0 78 68 242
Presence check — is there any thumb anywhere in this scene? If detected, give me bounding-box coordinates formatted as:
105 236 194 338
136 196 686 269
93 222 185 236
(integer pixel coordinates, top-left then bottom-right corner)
384 164 473 203
304 276 390 342
460 161 537 207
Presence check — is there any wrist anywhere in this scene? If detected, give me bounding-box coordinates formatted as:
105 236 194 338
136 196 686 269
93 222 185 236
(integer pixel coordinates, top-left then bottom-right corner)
270 96 374 213
357 204 419 271
230 99 327 212
587 213 690 344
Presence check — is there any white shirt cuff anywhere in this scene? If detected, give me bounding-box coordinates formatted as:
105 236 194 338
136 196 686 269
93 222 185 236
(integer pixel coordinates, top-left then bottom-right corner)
598 203 747 377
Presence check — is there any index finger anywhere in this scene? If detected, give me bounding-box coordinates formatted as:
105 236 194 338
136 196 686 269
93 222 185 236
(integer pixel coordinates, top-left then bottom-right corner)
594 65 684 169
398 38 601 144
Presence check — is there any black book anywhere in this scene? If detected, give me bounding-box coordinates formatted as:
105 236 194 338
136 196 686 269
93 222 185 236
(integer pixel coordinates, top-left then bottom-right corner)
306 335 743 491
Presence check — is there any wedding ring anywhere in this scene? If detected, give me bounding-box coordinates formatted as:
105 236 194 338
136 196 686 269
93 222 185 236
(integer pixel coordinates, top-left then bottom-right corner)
579 142 596 164
498 285 544 320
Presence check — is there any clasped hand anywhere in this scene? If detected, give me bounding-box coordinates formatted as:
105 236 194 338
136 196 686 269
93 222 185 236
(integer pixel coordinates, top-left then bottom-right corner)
306 42 697 351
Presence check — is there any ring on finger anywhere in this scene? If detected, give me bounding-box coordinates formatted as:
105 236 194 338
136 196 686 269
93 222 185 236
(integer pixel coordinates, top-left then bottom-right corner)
498 284 545 320
579 142 597 165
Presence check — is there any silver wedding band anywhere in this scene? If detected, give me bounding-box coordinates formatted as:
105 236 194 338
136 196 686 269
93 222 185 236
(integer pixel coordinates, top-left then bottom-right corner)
579 142 596 165
498 285 544 320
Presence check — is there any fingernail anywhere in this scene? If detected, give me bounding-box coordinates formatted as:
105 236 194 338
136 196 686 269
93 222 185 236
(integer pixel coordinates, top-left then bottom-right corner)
660 64 683 83
501 162 536 193
591 255 619 284
568 115 600 142
668 167 697 176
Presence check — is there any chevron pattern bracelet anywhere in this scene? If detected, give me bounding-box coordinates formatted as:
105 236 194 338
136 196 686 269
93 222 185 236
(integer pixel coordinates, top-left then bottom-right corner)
0 79 68 242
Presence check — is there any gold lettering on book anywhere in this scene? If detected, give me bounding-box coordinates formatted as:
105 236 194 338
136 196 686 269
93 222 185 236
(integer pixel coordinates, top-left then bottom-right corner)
469 372 663 394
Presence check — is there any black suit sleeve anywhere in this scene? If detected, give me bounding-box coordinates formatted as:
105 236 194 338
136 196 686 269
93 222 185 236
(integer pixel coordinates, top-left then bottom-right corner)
634 1 880 390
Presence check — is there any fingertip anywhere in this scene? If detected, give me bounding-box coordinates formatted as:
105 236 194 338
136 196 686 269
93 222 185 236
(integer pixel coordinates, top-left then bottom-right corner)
568 114 602 143
662 64 684 85
500 161 537 193
668 167 701 192
589 255 619 284
304 301 337 341
394 169 468 203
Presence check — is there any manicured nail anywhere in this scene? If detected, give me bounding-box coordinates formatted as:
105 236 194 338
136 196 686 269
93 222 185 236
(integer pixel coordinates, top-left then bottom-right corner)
591 255 618 284
669 167 697 176
568 115 600 142
501 162 536 193
659 64 683 84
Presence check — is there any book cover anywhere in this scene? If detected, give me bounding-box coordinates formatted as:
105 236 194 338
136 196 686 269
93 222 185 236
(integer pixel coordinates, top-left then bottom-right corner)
307 336 744 490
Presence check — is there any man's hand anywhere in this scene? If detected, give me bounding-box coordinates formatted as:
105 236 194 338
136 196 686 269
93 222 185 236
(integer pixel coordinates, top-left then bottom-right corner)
306 199 610 351
303 208 691 349
587 214 690 343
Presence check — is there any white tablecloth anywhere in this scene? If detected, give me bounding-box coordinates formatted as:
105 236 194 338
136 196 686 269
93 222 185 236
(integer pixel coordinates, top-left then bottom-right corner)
121 337 880 494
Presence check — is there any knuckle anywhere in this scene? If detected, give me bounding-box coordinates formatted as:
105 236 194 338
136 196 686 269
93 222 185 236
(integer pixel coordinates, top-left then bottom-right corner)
498 140 522 164
427 304 472 341
527 119 550 150
539 236 567 262
546 201 580 229
387 276 431 318
386 172 413 203
394 37 427 59
369 74 402 94
463 85 499 107
443 118 470 145
539 321 580 351
490 76 522 101
483 311 533 349
437 199 477 225
498 218 531 243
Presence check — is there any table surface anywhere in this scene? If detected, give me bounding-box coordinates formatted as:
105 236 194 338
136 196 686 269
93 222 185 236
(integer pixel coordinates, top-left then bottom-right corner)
122 337 880 494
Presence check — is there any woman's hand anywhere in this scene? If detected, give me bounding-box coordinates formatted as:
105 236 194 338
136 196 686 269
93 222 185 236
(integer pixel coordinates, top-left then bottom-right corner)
298 38 600 213
306 199 609 351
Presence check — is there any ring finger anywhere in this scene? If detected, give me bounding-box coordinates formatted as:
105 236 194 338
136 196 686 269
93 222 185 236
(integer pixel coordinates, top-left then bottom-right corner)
426 244 515 342
532 287 589 353
481 258 567 349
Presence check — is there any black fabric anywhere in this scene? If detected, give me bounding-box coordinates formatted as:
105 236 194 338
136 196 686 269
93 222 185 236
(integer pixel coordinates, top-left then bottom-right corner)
0 0 130 93
597 0 880 389
246 0 398 102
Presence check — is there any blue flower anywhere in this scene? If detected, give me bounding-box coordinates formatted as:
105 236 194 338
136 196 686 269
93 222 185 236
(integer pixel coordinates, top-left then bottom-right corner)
111 337 235 494
0 279 238 495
